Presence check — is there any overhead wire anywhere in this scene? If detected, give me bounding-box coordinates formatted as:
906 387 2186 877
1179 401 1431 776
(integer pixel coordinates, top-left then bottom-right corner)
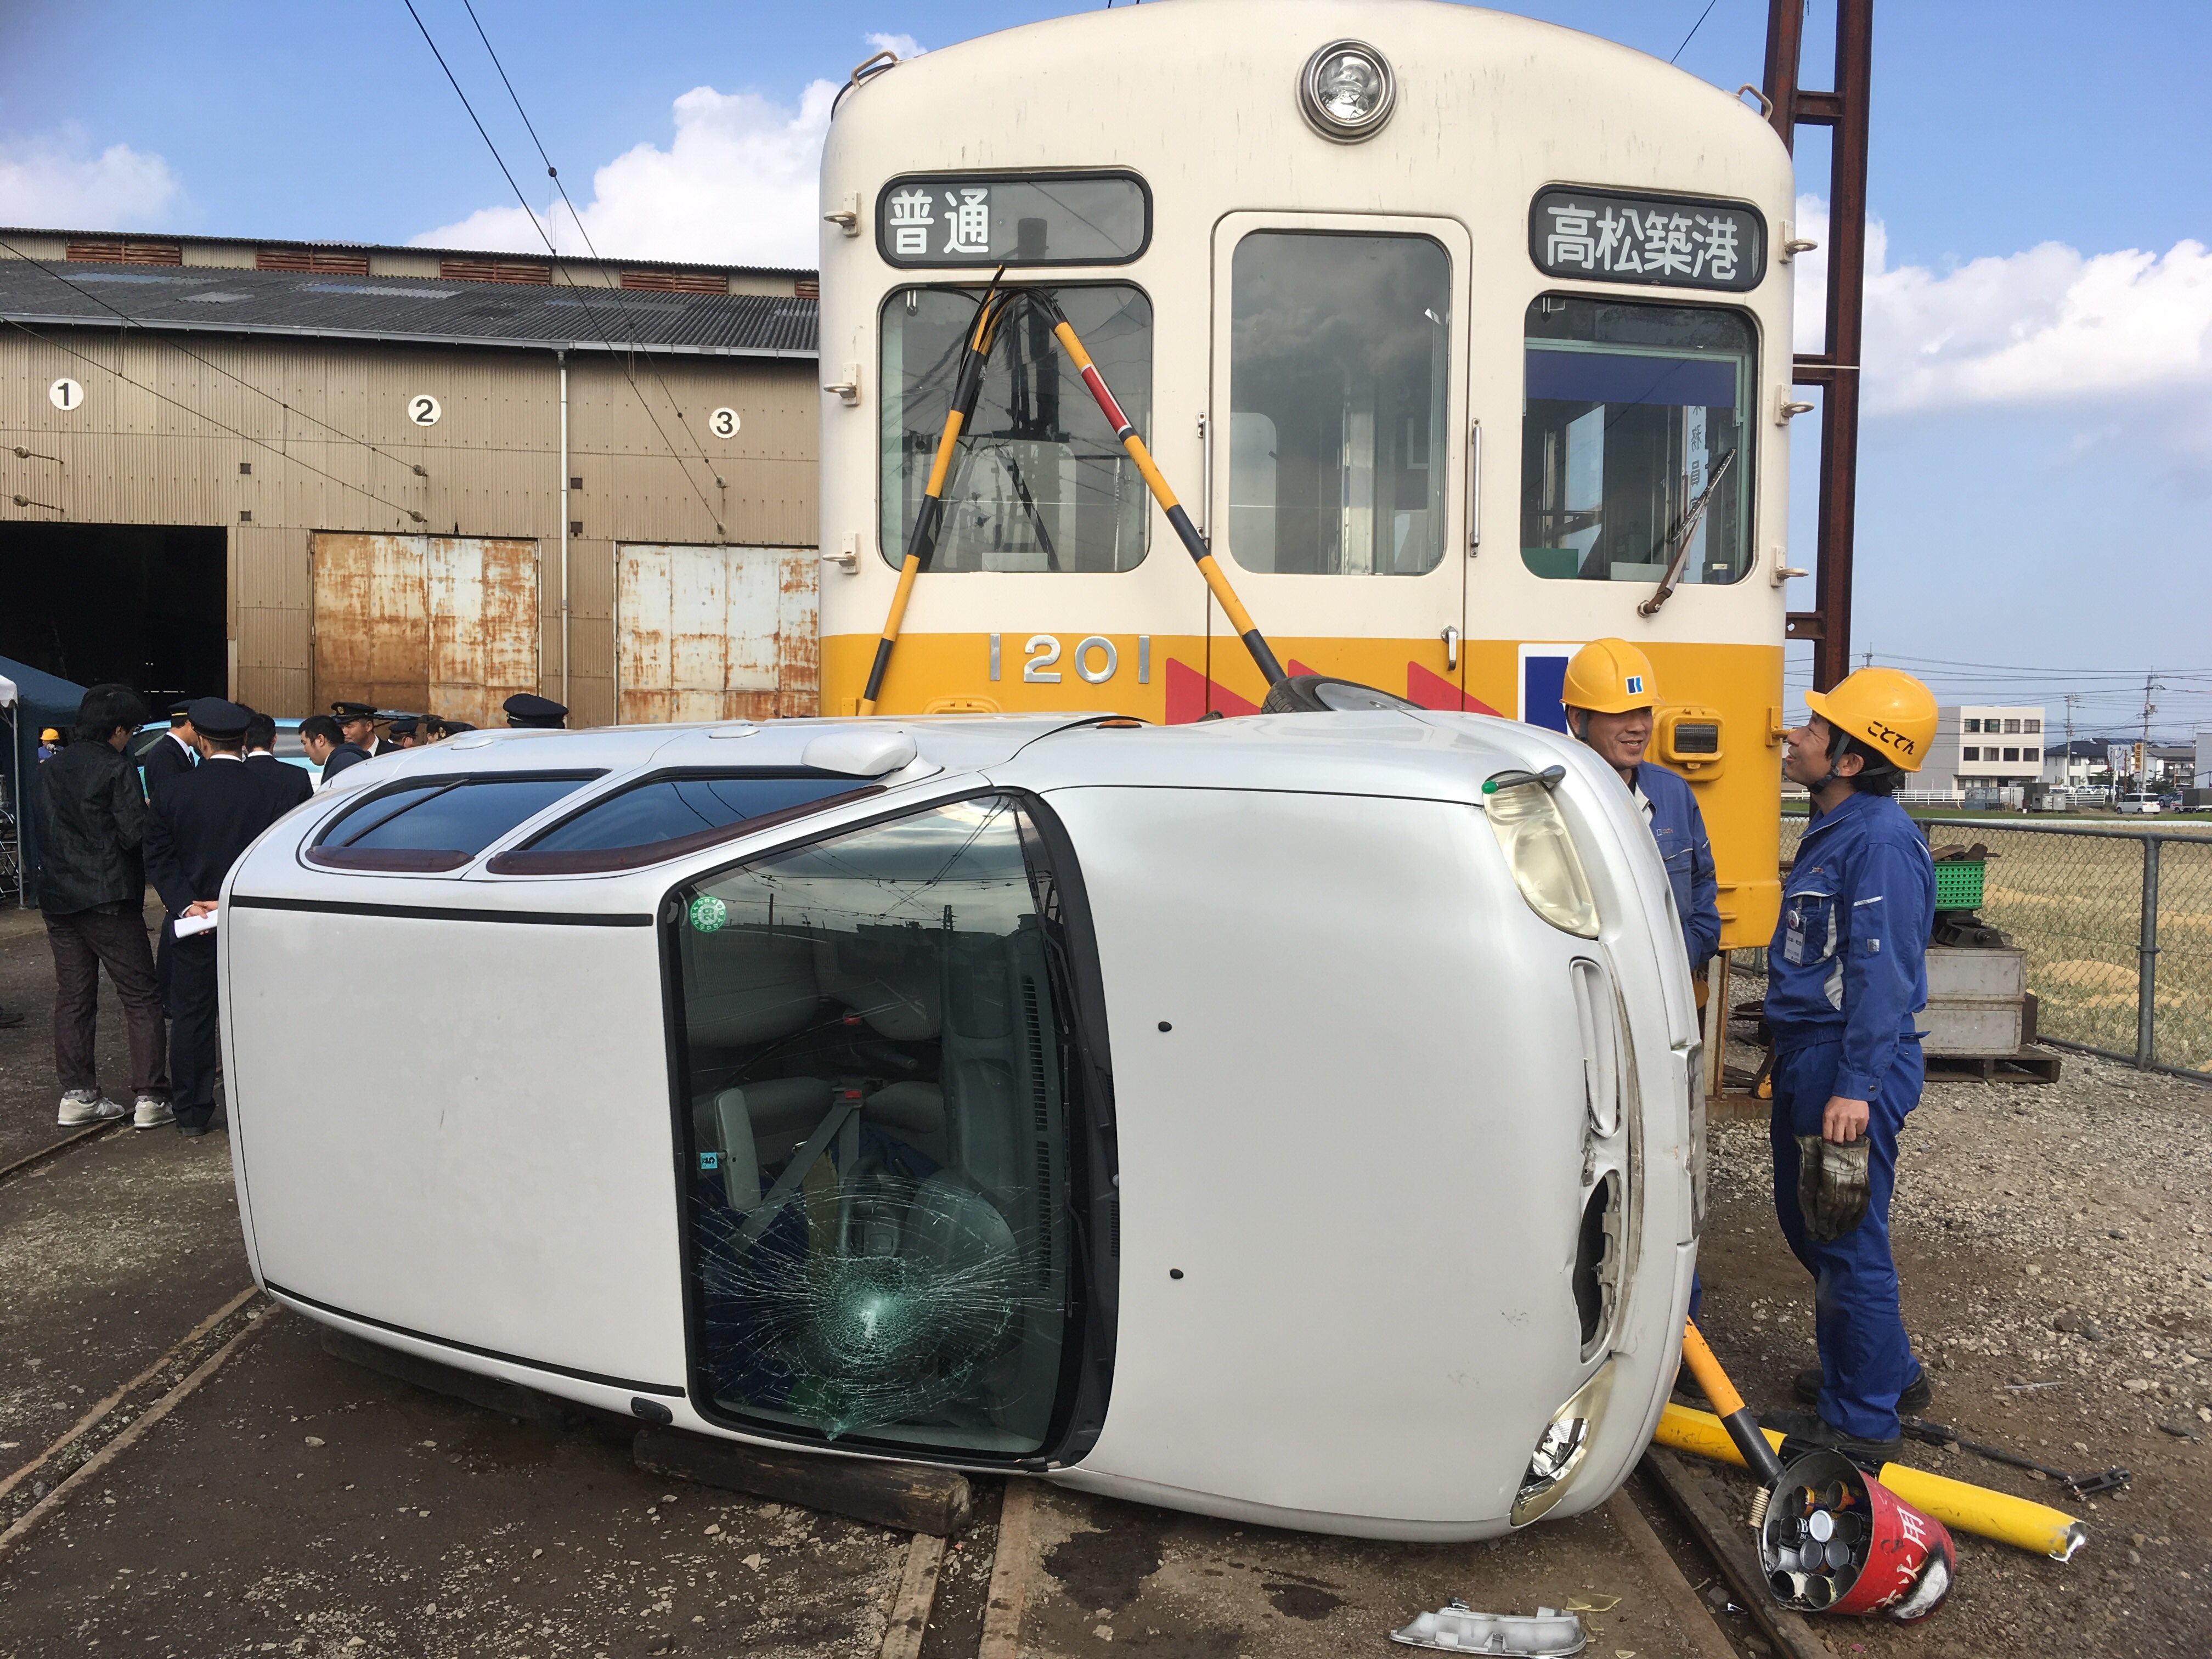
1670 0 1722 64
402 0 728 535
458 0 731 490
0 234 434 488
3 317 430 524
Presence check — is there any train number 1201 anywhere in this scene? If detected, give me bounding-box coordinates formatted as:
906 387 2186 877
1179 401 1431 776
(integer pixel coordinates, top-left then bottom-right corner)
990 634 1152 686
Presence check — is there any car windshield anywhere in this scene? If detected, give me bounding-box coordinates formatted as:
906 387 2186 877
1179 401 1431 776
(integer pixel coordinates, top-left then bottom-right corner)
673 797 1088 1457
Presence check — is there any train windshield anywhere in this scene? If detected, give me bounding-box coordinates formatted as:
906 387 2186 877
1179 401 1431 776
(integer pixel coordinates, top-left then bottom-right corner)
673 797 1088 1457
1520 295 1754 585
1228 231 1451 576
881 285 1152 573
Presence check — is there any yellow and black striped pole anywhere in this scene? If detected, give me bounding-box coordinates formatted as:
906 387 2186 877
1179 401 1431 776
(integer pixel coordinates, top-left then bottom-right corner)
1040 298 1286 687
858 280 1012 716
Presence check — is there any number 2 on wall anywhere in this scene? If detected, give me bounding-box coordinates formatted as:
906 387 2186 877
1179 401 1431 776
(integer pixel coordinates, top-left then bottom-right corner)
1023 635 1062 683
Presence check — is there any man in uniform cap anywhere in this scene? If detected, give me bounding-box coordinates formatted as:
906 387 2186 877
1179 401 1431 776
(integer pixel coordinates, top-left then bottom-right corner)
388 715 430 748
332 701 398 758
141 700 199 802
503 693 568 729
144 698 287 1138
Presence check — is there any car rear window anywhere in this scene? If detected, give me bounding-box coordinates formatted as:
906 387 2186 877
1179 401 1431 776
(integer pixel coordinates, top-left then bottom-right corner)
308 774 602 872
487 771 877 875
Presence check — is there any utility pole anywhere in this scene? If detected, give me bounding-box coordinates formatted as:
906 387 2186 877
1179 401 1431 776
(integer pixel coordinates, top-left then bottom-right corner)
2138 670 2159 792
2063 692 2078 797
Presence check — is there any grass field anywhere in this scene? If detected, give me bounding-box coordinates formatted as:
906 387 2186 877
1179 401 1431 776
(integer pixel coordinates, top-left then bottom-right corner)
1776 815 2212 1075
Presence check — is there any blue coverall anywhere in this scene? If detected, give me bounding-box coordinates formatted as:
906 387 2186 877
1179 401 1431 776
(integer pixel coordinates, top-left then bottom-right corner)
1765 789 1935 1441
1636 763 1722 970
1631 763 1722 1324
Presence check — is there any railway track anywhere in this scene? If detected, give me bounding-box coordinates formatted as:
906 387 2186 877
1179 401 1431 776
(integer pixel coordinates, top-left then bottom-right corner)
0 1116 127 1187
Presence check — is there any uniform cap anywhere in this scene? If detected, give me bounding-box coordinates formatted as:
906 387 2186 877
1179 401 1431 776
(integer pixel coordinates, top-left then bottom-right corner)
331 701 380 722
1561 637 1661 715
186 697 253 741
503 693 568 729
167 700 193 723
387 717 420 738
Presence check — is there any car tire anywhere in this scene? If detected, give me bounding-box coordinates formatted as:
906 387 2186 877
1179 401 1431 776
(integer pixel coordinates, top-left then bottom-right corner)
1260 674 1419 715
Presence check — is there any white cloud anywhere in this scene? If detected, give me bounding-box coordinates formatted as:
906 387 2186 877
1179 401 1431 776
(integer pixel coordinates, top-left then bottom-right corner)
0 132 180 229
1794 194 2212 419
414 33 926 270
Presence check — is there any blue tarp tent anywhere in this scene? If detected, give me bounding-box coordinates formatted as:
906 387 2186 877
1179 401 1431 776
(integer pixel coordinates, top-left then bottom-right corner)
1 654 89 906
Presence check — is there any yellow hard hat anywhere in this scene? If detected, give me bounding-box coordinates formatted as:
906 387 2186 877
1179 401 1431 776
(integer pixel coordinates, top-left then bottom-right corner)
1561 638 1660 715
1804 667 1937 773
41 728 59 742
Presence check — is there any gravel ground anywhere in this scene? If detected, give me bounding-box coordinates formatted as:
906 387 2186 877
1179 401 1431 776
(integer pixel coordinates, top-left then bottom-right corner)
1694 971 2212 1656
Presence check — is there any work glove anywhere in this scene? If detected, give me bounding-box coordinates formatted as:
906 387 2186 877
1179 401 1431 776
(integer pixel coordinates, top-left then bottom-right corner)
1796 1133 1871 1240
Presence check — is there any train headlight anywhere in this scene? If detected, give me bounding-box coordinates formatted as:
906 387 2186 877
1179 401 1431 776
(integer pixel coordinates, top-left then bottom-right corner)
1300 41 1396 141
1510 1362 1617 1526
1483 768 1601 939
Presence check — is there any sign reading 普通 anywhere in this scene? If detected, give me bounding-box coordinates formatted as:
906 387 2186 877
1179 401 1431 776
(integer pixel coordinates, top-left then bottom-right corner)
876 173 1149 268
1529 188 1765 292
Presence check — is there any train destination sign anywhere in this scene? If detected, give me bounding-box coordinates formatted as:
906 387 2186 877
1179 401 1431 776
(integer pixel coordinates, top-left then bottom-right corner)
1528 187 1765 292
877 172 1150 268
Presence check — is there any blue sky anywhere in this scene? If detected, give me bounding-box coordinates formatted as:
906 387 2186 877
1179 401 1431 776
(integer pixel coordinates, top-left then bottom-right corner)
4 1 2209 737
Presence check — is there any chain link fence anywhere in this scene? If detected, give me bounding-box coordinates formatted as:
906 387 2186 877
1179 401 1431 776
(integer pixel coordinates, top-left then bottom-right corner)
1775 813 2212 1080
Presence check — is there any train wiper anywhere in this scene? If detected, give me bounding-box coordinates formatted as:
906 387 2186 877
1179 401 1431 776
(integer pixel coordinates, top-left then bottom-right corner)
1637 448 1736 618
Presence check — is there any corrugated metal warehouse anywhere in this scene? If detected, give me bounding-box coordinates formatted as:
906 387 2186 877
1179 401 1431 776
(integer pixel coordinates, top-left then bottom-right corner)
0 228 822 727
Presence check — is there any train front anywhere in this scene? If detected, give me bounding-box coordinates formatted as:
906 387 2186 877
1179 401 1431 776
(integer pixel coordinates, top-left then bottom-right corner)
816 0 1796 949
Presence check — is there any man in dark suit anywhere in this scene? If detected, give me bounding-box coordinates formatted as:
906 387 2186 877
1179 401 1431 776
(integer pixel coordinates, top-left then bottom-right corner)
298 715 370 788
144 698 286 1139
242 712 314 813
140 701 198 802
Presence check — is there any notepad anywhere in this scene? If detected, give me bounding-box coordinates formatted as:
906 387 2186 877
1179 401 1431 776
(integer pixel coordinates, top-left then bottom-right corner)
173 911 219 938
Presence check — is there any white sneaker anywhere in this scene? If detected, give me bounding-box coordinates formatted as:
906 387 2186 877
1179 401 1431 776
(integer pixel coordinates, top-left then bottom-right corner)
132 1098 176 1131
58 1090 126 1126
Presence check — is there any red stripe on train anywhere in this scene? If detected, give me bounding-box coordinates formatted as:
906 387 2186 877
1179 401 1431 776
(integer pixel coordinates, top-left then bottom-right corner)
1078 364 1131 434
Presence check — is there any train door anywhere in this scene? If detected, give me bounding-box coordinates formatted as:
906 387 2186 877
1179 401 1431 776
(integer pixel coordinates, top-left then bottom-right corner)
1203 214 1472 715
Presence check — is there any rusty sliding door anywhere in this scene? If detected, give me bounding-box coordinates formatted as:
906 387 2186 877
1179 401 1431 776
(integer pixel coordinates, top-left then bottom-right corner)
616 544 819 725
312 533 541 729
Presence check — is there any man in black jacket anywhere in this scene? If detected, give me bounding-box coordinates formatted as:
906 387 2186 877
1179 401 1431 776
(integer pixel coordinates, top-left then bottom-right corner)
144 698 286 1138
298 715 369 788
33 685 171 1128
242 712 314 813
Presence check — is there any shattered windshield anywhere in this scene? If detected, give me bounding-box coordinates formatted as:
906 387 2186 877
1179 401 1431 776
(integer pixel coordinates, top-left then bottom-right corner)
673 797 1080 1455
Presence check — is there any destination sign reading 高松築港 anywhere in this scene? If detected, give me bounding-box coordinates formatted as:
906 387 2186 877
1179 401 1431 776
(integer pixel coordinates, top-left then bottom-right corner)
1528 187 1766 292
877 173 1150 268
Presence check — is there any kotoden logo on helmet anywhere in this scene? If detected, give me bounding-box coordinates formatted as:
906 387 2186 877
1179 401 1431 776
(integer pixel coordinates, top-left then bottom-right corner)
1867 720 1916 758
1625 675 1645 696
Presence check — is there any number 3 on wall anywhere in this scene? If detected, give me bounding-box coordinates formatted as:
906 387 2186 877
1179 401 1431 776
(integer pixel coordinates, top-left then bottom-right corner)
1023 635 1062 683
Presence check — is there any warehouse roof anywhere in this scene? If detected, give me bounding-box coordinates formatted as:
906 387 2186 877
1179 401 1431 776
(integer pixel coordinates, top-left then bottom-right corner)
0 250 818 359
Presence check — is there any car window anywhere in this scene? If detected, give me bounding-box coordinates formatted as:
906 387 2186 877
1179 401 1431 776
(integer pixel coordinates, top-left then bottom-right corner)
309 774 601 871
672 796 1084 1458
490 771 873 874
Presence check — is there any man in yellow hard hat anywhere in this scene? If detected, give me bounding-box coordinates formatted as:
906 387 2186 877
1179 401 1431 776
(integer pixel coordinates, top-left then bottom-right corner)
1561 638 1723 1341
1559 639 1721 974
1767 667 1939 1461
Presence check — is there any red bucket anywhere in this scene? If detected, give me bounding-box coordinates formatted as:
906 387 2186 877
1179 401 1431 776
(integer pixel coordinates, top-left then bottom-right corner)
1758 1449 1956 1622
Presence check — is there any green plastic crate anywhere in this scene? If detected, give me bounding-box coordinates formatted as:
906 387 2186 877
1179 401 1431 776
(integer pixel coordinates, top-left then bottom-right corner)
1934 860 1986 911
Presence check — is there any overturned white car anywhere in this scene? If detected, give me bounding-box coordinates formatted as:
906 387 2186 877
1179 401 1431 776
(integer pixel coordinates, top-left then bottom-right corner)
221 708 1701 1540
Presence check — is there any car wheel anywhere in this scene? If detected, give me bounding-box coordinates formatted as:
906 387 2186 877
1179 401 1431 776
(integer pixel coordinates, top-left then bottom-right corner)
1259 674 1419 715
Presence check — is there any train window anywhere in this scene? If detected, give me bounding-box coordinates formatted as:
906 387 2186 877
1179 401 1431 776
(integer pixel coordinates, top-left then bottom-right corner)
1227 232 1451 576
881 285 1152 573
673 796 1088 1458
306 773 603 871
1521 296 1753 585
487 771 879 874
